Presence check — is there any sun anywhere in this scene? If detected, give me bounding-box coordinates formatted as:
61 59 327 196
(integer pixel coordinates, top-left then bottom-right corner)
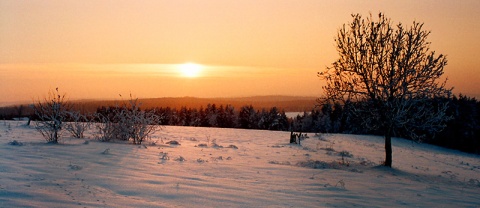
179 63 203 78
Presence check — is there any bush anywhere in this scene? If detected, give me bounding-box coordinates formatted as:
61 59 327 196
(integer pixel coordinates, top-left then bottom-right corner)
95 95 160 144
33 88 71 144
65 111 90 138
95 112 119 142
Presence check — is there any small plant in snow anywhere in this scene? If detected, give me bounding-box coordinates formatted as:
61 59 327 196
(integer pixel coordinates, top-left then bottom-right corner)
340 156 350 167
335 179 346 189
175 156 186 162
227 144 238 149
8 140 24 146
339 151 353 158
101 148 110 155
468 179 480 187
324 141 335 151
332 151 352 166
206 135 211 145
197 143 208 147
166 140 180 145
160 152 170 160
68 163 82 171
210 138 224 148
212 156 223 161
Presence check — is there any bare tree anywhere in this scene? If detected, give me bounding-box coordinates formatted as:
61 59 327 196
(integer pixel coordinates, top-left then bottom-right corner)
319 13 452 167
33 88 71 143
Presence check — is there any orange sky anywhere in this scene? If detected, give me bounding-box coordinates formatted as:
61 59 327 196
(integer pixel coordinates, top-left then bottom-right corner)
1 0 479 105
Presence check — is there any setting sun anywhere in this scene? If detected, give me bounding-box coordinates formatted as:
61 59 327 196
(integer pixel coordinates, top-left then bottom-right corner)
179 63 203 78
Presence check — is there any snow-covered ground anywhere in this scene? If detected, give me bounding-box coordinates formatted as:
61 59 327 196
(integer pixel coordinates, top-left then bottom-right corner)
285 112 304 118
0 120 479 207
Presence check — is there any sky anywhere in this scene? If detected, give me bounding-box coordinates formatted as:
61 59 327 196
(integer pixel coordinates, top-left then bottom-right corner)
1 0 479 105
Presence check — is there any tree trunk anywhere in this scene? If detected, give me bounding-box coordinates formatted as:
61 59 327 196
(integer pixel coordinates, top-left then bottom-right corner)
384 130 392 167
290 130 297 144
298 132 302 145
289 123 297 144
54 130 58 144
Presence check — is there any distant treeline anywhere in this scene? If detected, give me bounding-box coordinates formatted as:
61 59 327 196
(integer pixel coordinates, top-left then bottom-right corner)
292 95 480 154
97 104 291 131
0 103 292 131
1 95 478 154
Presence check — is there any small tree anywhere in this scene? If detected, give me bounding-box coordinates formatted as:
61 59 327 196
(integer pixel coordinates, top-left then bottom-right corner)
319 13 452 167
33 88 71 143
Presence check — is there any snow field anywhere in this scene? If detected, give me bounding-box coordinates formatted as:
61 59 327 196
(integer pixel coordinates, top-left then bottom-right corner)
0 121 479 207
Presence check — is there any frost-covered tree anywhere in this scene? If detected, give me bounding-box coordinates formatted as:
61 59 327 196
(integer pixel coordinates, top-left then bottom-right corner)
319 13 452 167
33 88 71 143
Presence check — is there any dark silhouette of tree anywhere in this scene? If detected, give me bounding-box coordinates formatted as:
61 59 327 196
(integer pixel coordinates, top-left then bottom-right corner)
205 104 218 127
189 108 201 127
178 106 194 126
331 102 344 132
154 107 173 125
319 13 452 167
258 109 270 129
217 105 236 128
319 104 333 133
276 109 289 131
432 95 480 153
14 105 25 118
257 107 285 130
239 105 258 129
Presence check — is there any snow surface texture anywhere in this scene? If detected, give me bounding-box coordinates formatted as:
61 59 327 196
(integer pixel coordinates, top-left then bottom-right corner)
0 121 479 207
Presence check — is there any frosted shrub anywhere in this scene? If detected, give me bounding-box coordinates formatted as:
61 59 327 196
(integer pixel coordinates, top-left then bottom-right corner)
95 95 160 145
33 88 71 144
65 111 90 138
95 113 118 142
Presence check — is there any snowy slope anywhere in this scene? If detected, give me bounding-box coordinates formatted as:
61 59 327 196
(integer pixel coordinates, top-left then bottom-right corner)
0 121 479 207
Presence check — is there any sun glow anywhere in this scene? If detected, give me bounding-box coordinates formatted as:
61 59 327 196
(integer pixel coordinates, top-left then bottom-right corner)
179 63 203 78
